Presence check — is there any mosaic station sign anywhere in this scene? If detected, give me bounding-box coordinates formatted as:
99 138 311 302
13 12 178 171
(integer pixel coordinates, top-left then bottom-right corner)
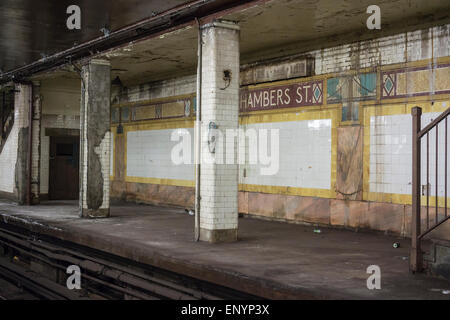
240 80 323 112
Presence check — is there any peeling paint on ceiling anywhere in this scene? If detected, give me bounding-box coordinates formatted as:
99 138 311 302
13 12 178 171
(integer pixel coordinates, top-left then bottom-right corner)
28 0 450 86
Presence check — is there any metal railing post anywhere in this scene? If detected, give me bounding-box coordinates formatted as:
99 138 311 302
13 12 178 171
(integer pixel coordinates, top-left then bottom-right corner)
411 106 422 273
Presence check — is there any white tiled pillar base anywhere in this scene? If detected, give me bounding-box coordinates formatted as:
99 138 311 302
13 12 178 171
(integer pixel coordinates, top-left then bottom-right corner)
199 20 240 242
79 59 111 218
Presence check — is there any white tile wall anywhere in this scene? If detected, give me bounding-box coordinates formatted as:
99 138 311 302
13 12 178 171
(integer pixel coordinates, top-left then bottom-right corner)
369 111 450 196
240 119 332 190
126 128 195 181
0 124 18 193
0 84 30 194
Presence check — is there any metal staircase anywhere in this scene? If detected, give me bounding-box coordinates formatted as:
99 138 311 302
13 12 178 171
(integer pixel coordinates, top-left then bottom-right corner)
410 106 450 275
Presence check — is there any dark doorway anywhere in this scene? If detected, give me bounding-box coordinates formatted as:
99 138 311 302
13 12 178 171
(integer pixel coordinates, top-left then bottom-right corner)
49 136 79 200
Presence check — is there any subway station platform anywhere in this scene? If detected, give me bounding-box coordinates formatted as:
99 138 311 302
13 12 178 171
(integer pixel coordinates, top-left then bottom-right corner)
0 200 449 300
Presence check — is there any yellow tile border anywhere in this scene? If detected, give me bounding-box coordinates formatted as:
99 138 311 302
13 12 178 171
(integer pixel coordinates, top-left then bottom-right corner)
113 93 195 108
238 184 335 198
125 176 194 187
379 94 450 105
239 103 338 117
122 117 195 185
366 192 450 207
379 56 450 72
376 66 382 103
122 118 195 131
239 107 338 125
109 131 115 181
362 100 449 205
340 120 360 126
240 108 338 199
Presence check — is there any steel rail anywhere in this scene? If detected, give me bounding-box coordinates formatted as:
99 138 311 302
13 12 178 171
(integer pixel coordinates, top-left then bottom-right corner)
0 225 257 300
0 257 86 300
0 228 217 299
0 230 199 299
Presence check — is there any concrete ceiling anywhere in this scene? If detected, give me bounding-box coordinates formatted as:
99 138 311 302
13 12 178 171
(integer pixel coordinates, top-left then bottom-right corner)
0 0 195 73
35 0 450 87
103 26 199 86
230 0 450 62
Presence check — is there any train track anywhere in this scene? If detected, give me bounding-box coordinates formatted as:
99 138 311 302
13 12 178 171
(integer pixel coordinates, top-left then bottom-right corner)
0 224 261 300
0 257 84 300
0 276 39 300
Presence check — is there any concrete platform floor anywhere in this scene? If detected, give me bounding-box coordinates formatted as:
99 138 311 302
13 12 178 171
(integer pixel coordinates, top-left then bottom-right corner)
0 200 449 300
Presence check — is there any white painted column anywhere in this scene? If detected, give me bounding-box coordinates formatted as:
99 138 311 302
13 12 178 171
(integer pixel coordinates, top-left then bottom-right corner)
80 59 111 218
199 20 240 242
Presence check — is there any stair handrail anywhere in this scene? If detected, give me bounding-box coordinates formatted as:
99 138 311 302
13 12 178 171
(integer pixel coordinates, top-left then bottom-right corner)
411 106 450 273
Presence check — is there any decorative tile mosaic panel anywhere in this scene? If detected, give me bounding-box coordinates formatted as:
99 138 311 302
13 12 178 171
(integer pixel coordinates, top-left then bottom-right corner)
128 97 193 121
381 64 450 99
327 73 376 103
